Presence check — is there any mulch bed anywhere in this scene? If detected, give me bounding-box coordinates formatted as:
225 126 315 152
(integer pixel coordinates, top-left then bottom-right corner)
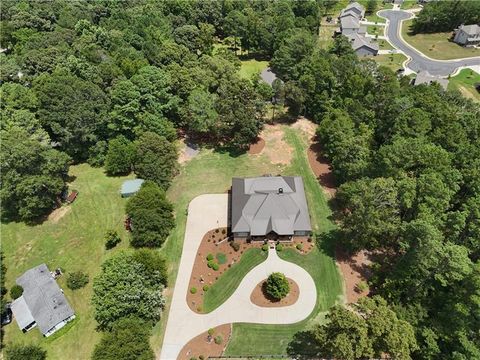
250 278 299 307
248 136 265 155
307 142 337 198
178 324 232 360
336 247 372 303
186 228 264 313
279 237 315 255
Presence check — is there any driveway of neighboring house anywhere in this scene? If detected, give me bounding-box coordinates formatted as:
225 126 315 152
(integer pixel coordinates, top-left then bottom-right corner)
159 194 317 360
379 9 480 76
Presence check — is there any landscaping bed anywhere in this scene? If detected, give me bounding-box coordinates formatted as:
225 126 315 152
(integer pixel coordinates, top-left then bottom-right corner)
248 136 265 155
178 324 232 360
250 278 299 307
186 228 265 313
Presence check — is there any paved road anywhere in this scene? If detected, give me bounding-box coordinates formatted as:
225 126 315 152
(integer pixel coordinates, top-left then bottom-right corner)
159 194 317 360
378 10 480 76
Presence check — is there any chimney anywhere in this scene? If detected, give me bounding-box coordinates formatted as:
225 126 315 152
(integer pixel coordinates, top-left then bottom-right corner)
278 188 283 194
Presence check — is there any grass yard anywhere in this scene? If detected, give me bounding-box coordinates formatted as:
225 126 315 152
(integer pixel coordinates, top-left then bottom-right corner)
1 165 133 359
401 19 480 60
238 59 269 80
203 248 267 313
365 12 387 24
377 39 394 50
369 53 407 72
448 69 480 102
367 24 384 37
224 127 344 356
401 0 420 10
318 24 337 50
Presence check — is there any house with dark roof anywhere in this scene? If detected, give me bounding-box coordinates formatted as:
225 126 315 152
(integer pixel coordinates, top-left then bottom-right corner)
413 70 449 90
348 32 379 56
454 24 480 47
340 2 365 20
11 264 75 337
231 176 312 241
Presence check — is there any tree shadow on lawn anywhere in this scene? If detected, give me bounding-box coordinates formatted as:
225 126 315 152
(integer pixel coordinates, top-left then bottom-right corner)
286 330 323 359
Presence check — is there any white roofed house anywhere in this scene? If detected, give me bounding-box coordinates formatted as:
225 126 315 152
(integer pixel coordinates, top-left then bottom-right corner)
11 264 75 337
453 24 480 47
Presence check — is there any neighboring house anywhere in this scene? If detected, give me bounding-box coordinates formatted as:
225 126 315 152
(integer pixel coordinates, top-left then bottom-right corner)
260 67 278 87
349 32 379 56
11 264 75 337
338 1 378 57
339 2 365 20
453 24 480 47
120 179 145 197
413 70 449 90
231 176 312 241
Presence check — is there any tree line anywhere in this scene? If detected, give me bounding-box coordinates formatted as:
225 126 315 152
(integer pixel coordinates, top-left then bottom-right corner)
271 32 479 359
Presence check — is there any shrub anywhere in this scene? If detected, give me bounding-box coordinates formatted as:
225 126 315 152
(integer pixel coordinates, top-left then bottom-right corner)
67 271 89 290
208 328 215 336
190 287 197 294
5 344 47 360
207 260 215 268
216 253 227 265
276 244 283 252
262 244 269 251
212 263 219 271
215 229 219 233
230 241 240 252
296 243 303 251
105 230 121 250
221 229 226 235
265 272 290 300
356 281 369 292
214 335 223 344
203 285 209 292
206 253 214 261
10 285 23 300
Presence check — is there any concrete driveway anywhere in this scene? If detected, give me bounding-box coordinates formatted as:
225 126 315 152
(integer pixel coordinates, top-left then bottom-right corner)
159 194 317 360
378 9 480 76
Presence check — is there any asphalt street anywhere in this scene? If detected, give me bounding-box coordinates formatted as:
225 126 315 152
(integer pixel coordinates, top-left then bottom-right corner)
378 10 480 76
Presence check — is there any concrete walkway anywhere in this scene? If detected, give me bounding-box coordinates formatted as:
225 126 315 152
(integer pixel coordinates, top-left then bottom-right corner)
159 194 317 360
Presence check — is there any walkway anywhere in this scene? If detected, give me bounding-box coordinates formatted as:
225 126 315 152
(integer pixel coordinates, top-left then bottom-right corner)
378 9 480 76
159 194 317 360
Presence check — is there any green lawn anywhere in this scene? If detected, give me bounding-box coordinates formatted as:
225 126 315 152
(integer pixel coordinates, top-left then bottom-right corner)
238 59 269 80
369 53 408 72
319 24 337 50
376 39 394 50
203 248 267 313
365 12 387 24
401 19 480 60
367 24 384 37
448 69 480 102
401 0 420 10
224 127 344 356
1 164 133 359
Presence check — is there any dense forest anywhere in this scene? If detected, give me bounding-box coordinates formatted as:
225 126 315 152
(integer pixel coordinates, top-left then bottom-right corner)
411 0 480 33
1 0 479 359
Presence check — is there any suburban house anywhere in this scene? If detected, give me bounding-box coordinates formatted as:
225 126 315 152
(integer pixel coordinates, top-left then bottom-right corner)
337 2 378 57
413 70 449 90
120 178 145 197
11 264 75 337
453 24 480 47
230 176 312 241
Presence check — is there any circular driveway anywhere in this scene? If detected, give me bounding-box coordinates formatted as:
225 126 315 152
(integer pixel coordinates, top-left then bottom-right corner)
159 194 317 360
379 9 480 76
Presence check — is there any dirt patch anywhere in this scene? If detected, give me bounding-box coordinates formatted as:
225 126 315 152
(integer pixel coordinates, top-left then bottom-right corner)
250 277 299 307
48 206 71 223
260 124 293 165
178 324 232 360
186 228 265 313
178 138 200 164
291 117 317 138
248 137 265 155
308 142 337 198
336 248 372 303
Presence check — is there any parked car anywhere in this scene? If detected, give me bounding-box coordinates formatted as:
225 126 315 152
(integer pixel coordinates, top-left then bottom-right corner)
1 302 12 326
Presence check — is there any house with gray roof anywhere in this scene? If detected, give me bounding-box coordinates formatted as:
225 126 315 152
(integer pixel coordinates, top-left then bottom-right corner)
11 264 75 337
120 178 145 197
413 70 449 90
453 24 480 47
340 15 361 35
231 176 312 240
348 32 379 56
340 2 365 20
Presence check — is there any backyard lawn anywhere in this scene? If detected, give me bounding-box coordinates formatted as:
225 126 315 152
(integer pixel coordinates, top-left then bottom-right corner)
367 24 384 37
238 59 269 80
224 127 344 355
448 69 480 102
401 19 480 60
1 165 132 359
369 53 407 72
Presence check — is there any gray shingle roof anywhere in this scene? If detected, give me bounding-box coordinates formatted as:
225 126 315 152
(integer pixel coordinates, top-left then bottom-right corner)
347 33 379 52
341 15 360 30
121 179 145 195
11 296 35 330
260 67 278 86
459 24 480 36
15 264 74 335
231 176 312 236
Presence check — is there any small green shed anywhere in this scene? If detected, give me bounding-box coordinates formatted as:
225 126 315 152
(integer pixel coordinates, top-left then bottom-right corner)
120 179 145 198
